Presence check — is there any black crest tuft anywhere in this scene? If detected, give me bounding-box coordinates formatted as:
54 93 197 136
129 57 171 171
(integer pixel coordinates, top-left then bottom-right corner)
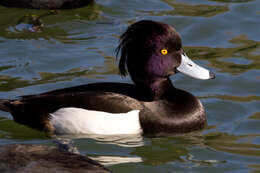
115 23 136 76
115 32 128 76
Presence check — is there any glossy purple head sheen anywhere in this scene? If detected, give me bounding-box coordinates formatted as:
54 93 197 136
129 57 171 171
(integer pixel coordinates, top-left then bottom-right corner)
116 20 182 84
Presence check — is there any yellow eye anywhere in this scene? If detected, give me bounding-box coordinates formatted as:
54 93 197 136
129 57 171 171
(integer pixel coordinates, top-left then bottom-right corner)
161 49 168 55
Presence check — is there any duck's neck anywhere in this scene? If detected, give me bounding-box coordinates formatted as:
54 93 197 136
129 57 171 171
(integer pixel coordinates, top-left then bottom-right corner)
135 77 174 101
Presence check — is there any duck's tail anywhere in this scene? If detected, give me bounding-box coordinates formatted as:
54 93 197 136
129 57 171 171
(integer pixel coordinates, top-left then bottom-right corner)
0 99 11 112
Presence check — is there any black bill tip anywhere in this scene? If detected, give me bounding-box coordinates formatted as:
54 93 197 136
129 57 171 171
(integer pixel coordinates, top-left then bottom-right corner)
209 71 216 79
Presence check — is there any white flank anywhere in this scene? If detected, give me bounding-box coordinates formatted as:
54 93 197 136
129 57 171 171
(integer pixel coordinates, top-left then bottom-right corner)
50 107 142 135
177 53 211 80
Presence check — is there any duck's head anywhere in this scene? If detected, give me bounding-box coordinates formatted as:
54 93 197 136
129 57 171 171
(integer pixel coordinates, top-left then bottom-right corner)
116 20 215 85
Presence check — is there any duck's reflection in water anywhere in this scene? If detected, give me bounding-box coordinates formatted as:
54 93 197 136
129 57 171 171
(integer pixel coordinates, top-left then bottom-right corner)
56 133 145 147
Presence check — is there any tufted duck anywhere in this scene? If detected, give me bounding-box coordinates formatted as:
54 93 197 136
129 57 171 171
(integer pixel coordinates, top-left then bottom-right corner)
0 20 215 136
0 143 112 173
0 0 93 9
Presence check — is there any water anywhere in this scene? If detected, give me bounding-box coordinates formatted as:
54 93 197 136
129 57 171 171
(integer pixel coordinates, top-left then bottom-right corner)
0 0 259 172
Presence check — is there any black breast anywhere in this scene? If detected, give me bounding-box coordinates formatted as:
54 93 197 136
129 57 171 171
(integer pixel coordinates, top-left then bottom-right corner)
139 89 206 136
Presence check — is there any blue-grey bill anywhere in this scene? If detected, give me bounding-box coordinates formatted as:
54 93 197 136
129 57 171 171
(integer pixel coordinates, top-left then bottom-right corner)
176 53 215 80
